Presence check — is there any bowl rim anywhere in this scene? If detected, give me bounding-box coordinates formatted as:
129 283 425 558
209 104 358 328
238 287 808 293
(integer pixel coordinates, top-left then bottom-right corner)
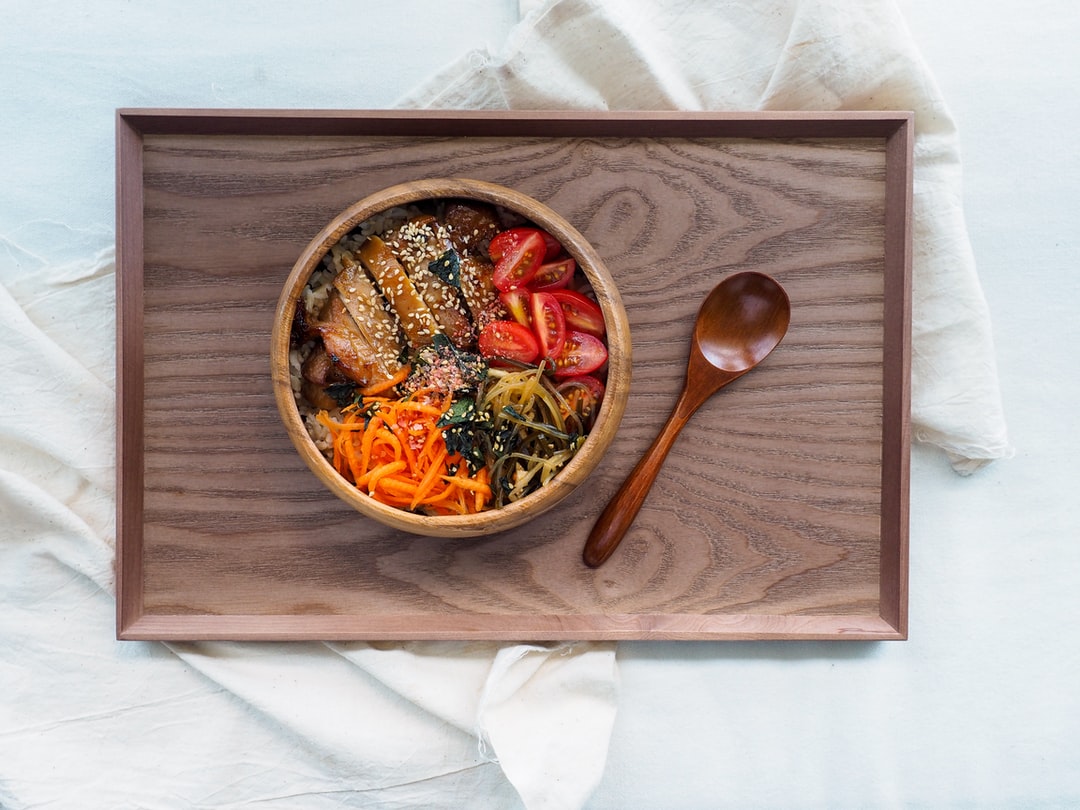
270 177 631 536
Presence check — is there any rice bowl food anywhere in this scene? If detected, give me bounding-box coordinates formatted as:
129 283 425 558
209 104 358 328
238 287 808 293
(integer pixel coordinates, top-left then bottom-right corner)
271 179 631 537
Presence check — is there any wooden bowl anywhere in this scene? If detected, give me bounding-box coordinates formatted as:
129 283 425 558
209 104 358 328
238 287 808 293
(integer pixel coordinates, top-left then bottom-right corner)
270 178 632 536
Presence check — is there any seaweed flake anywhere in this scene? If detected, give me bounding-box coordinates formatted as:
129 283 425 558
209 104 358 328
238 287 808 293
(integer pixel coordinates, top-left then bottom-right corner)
429 249 462 288
324 382 360 408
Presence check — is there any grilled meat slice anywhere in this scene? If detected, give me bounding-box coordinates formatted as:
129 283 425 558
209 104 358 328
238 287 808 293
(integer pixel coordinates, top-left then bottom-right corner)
316 291 401 387
331 253 404 376
301 344 345 386
357 235 440 348
300 344 350 411
458 254 505 328
384 215 474 347
443 201 502 255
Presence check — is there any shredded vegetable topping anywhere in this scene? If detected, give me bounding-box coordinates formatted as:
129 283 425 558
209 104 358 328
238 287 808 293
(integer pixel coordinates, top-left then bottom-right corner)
292 202 608 516
316 390 493 515
314 364 586 514
480 364 585 507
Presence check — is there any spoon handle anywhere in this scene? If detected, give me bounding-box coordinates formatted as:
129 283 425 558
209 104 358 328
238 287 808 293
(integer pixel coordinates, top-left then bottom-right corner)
582 396 696 568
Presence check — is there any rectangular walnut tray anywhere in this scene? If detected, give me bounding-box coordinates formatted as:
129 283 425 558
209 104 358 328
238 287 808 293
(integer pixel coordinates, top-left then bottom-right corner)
116 109 911 641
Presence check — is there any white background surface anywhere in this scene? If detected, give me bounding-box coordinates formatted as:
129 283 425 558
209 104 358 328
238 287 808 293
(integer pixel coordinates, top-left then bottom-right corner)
2 1 1078 807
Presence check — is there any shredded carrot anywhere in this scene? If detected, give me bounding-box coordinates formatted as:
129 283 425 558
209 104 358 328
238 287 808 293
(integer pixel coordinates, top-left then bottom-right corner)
411 445 448 509
439 474 491 495
317 391 491 515
475 466 490 512
360 414 381 473
359 459 407 492
359 363 411 396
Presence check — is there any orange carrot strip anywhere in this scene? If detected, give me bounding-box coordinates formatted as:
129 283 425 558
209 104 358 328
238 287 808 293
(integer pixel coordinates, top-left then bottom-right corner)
324 389 503 516
315 411 338 432
359 364 411 396
376 476 419 498
388 419 418 472
440 474 492 495
374 494 419 510
394 400 445 418
434 496 466 515
411 445 448 509
360 414 383 473
418 425 441 463
359 460 407 493
314 412 348 478
341 436 357 480
343 433 366 483
420 475 461 505
373 426 402 462
419 489 455 507
474 466 490 512
403 386 438 402
326 415 368 432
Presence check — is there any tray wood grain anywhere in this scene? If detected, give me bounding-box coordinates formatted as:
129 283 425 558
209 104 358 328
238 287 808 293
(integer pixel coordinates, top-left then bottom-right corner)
116 109 911 641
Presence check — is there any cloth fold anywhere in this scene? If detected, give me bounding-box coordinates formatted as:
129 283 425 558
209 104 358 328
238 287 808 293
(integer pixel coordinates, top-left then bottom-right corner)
0 247 618 809
402 0 1011 473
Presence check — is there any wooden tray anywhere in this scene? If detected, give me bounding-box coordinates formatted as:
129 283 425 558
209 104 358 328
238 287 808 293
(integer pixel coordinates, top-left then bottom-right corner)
116 109 911 641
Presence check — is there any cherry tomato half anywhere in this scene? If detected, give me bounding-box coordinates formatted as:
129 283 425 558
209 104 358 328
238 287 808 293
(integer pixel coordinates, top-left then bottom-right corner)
549 289 606 337
540 231 563 261
553 330 608 378
499 289 531 327
531 256 576 290
555 375 605 431
530 291 567 361
478 320 539 364
489 228 547 292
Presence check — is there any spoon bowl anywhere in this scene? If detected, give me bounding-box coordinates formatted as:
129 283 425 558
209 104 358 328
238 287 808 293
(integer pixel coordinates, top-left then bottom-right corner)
582 271 790 568
695 271 792 373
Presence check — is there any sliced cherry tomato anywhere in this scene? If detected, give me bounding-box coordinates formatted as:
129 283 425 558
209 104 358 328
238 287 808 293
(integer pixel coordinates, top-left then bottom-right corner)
558 373 605 400
487 227 532 262
529 291 567 361
530 256 576 290
540 231 563 261
549 289 606 337
555 375 605 430
478 320 539 364
489 228 546 292
552 330 608 378
499 289 532 327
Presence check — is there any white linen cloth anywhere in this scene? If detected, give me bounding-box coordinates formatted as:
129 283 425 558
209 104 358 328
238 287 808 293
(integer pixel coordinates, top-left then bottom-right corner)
403 0 1011 474
0 1 1006 809
0 247 618 810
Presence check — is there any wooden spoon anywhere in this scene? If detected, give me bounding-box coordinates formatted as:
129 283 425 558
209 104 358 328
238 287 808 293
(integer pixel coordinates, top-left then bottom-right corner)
582 271 791 568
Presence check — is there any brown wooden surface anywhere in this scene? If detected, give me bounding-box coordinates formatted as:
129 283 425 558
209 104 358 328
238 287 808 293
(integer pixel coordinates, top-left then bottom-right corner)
116 110 911 641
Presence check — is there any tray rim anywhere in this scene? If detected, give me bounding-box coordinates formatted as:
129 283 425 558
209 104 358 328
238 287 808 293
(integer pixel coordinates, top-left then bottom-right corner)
116 108 912 642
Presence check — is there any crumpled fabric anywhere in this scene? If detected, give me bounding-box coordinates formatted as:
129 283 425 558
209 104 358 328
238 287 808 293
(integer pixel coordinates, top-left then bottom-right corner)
402 0 1011 474
0 242 618 810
